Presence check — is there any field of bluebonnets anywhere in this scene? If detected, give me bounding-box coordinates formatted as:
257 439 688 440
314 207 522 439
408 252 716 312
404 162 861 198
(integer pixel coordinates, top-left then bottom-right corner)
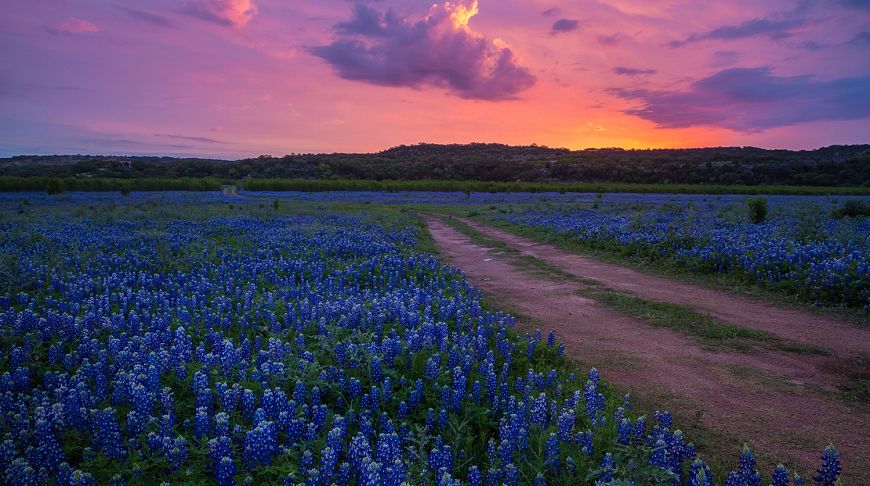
0 192 847 485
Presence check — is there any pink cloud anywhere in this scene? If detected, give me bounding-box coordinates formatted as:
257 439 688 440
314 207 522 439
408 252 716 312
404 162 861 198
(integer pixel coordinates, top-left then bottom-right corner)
182 0 257 29
311 0 535 100
49 17 99 35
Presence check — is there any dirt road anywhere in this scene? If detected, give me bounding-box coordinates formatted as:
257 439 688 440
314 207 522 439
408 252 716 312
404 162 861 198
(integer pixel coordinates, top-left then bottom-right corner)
455 216 870 358
423 215 869 482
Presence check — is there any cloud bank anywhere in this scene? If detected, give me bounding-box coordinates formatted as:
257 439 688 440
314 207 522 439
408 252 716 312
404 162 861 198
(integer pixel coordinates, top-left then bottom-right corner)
310 1 535 100
613 67 870 131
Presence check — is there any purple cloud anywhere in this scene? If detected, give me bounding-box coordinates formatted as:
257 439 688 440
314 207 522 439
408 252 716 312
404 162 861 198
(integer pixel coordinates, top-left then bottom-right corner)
596 34 622 46
551 19 580 34
849 31 870 45
612 67 870 131
117 6 173 27
541 8 561 17
310 1 535 100
612 67 656 77
670 17 807 47
155 134 226 144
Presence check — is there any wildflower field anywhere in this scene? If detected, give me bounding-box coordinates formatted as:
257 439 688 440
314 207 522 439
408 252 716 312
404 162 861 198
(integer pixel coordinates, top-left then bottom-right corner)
476 196 870 310
0 194 846 485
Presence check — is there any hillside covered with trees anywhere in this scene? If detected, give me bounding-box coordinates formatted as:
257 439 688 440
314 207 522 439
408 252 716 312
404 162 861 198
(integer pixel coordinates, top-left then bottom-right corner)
2 143 869 186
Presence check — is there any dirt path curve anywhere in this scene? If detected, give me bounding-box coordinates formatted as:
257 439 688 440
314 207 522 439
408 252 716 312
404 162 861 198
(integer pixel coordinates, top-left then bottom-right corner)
455 216 870 359
423 216 870 482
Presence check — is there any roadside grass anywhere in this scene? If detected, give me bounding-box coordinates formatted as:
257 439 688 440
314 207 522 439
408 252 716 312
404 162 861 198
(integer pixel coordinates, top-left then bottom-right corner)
822 355 870 404
582 289 830 355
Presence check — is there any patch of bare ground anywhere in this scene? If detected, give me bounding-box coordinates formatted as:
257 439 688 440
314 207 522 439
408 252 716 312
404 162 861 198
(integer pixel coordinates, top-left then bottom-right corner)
423 216 870 483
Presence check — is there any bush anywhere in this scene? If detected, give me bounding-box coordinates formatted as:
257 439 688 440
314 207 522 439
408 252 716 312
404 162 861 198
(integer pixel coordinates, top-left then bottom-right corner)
45 177 65 195
831 200 870 219
746 197 767 224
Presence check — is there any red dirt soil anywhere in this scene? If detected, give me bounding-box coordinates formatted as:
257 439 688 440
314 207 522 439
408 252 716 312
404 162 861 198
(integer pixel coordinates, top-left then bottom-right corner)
423 215 870 483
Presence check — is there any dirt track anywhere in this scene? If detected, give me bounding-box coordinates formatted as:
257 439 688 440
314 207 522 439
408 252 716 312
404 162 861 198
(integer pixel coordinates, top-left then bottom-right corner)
455 216 870 358
423 215 870 482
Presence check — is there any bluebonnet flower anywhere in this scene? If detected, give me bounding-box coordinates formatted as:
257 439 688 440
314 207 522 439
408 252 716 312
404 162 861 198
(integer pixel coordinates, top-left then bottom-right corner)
726 446 761 486
91 408 125 459
557 409 575 443
425 357 440 380
649 439 669 469
617 418 633 445
771 464 789 486
597 453 617 483
467 465 482 486
504 463 519 486
577 430 594 457
244 422 278 468
34 417 65 471
813 445 841 485
544 433 560 471
531 393 549 427
689 459 713 486
194 407 210 439
370 356 382 383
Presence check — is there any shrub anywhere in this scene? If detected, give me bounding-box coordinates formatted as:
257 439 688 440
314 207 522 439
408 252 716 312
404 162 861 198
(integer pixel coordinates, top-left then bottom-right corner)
831 200 870 219
45 177 65 195
746 197 767 224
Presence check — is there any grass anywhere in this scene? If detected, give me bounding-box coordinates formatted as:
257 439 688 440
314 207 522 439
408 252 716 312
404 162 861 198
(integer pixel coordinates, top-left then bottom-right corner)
583 289 830 355
823 355 870 404
239 178 870 196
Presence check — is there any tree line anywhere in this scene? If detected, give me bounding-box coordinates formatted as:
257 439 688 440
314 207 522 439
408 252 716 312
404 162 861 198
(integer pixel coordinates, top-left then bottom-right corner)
2 143 869 188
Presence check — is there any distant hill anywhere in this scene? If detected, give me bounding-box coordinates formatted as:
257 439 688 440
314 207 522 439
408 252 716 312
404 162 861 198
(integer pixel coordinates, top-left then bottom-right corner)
2 143 869 186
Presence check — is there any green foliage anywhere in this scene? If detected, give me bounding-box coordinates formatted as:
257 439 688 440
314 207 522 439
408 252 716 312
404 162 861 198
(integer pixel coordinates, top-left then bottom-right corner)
4 144 870 187
119 181 132 196
45 177 65 195
239 178 870 196
746 197 768 224
0 176 222 192
831 199 870 219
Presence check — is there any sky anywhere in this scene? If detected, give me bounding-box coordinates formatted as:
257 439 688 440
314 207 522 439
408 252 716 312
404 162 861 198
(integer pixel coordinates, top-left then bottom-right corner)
1 0 869 158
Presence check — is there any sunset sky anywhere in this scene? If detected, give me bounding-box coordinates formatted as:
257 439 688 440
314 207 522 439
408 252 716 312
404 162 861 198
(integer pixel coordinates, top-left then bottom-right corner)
2 0 869 158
